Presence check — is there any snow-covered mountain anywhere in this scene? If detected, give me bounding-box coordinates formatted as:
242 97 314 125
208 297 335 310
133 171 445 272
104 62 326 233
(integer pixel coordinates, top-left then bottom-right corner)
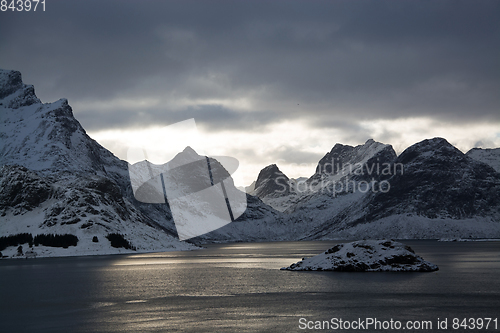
128 149 289 243
363 138 500 222
290 138 500 239
308 139 395 184
0 72 126 181
0 69 200 257
249 139 396 213
0 68 288 255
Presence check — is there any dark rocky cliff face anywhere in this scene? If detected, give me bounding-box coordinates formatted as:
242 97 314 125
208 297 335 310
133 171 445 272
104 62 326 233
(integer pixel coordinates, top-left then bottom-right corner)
315 143 355 175
0 70 40 108
353 145 398 182
0 165 53 215
253 164 290 198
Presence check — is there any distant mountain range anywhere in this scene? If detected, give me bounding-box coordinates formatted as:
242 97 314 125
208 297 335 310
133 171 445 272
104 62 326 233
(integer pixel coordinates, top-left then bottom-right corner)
1 68 499 257
248 138 500 239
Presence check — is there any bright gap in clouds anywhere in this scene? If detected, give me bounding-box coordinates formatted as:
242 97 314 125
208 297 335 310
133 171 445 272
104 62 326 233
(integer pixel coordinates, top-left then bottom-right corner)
88 120 334 187
88 118 500 187
123 119 207 165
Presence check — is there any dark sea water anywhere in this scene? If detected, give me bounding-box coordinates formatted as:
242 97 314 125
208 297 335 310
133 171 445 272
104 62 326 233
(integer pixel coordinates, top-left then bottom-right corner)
0 240 499 332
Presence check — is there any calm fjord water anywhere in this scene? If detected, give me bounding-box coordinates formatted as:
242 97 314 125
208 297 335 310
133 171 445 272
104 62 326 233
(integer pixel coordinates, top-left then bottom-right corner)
1 240 499 332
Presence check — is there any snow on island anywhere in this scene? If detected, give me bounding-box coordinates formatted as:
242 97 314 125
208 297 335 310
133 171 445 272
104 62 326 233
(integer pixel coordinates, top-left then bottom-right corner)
281 240 438 272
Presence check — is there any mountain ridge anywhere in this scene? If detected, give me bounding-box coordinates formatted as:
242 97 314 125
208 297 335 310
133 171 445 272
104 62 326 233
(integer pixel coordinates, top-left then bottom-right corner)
0 69 198 256
0 68 288 254
249 137 500 240
1 68 499 254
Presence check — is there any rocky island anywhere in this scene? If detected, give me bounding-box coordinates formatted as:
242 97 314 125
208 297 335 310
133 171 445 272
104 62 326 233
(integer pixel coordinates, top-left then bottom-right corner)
281 240 439 272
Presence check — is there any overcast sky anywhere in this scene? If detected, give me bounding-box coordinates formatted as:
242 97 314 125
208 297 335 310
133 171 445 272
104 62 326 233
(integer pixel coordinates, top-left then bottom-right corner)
1 1 499 185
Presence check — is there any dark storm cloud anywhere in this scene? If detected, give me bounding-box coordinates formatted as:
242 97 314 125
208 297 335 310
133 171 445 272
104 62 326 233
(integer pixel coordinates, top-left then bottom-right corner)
75 103 281 131
1 0 499 131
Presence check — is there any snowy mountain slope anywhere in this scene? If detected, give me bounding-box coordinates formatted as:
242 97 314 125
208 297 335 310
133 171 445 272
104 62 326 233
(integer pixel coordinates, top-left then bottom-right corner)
0 72 127 184
307 139 396 185
0 69 199 256
466 148 500 173
296 138 500 240
284 139 396 214
0 165 197 257
329 214 500 240
189 193 292 243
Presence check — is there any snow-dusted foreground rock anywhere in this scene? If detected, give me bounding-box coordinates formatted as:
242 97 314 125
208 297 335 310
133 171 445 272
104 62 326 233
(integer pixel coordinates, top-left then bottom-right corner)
281 240 439 272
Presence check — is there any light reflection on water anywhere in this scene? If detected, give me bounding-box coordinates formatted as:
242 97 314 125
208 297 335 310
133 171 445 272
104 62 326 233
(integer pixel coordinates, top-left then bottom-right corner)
0 240 499 332
111 258 298 268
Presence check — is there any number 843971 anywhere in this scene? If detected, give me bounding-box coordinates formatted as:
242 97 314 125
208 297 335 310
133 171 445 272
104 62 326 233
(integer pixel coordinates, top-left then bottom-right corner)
1 0 45 12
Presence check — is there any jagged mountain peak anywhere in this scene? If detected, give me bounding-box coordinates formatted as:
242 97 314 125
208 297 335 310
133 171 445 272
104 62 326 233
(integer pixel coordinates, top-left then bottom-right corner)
330 142 349 150
131 146 200 169
258 163 280 175
0 73 125 178
0 69 41 109
313 139 393 177
181 146 198 156
0 69 205 255
0 69 24 97
255 164 288 188
252 164 290 198
173 145 207 161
